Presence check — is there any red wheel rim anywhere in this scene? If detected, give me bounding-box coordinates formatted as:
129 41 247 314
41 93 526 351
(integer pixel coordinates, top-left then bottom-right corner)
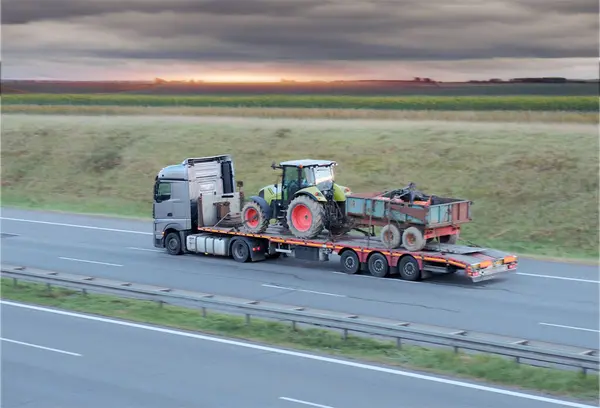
291 204 312 232
245 208 259 228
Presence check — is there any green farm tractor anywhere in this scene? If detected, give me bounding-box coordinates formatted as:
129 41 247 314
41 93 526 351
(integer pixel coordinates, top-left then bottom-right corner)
241 159 353 239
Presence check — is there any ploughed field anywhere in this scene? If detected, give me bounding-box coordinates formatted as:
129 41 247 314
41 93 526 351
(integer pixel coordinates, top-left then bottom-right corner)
2 114 598 259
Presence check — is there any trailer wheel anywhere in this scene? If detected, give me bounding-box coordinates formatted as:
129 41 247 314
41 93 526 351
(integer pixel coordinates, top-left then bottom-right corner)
165 232 183 255
231 239 250 263
367 252 389 278
398 255 421 281
380 224 401 249
340 250 360 274
402 227 426 251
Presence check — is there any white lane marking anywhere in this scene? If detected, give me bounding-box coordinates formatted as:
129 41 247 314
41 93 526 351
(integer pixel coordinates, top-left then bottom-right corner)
0 217 151 235
1 301 594 408
280 397 334 408
540 323 600 333
127 247 162 253
333 271 419 283
59 257 123 267
1 337 82 356
516 273 599 284
262 284 346 298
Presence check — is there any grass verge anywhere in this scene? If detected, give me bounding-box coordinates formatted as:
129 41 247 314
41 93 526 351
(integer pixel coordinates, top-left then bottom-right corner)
1 278 598 401
3 94 598 111
3 104 599 124
2 114 598 259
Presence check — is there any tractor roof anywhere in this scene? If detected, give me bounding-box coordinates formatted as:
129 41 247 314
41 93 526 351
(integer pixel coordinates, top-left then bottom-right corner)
280 159 337 168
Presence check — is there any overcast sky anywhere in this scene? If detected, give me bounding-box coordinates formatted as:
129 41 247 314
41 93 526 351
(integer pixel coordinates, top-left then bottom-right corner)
2 0 599 81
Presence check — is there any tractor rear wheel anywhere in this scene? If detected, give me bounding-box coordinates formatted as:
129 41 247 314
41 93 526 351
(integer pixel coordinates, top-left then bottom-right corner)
241 200 269 233
286 195 325 239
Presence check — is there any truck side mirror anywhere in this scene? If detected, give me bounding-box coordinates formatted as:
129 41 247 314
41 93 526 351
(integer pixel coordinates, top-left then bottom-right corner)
271 161 277 170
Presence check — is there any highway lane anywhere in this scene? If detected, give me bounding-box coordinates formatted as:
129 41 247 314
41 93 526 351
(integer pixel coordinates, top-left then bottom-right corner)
1 301 596 408
1 207 598 349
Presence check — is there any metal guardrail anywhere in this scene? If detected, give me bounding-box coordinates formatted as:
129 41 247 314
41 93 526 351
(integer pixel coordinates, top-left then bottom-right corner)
1 264 598 374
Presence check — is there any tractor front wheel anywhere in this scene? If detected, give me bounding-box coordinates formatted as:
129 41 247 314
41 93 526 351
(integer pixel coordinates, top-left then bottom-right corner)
241 200 269 233
286 195 325 239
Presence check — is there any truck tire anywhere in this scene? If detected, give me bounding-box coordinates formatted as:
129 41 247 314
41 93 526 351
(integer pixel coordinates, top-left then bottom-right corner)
231 239 250 263
286 195 325 239
402 226 426 251
165 232 183 255
340 250 360 274
241 200 269 234
368 252 389 277
380 224 401 248
397 255 421 281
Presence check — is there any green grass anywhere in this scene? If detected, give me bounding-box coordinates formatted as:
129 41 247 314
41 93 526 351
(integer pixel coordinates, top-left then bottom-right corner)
2 277 597 401
3 93 598 111
2 114 598 259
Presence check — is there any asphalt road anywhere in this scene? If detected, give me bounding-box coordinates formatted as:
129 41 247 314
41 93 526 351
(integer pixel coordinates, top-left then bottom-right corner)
1 208 598 349
1 301 595 408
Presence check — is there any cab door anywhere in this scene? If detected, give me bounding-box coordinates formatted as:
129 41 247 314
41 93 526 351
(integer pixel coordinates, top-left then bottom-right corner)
153 180 174 223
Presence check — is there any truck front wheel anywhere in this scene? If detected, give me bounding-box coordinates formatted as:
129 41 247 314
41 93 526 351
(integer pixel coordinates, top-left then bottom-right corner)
165 232 183 255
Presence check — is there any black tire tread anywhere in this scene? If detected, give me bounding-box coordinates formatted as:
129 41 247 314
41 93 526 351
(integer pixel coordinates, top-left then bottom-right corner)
241 200 270 234
286 195 325 239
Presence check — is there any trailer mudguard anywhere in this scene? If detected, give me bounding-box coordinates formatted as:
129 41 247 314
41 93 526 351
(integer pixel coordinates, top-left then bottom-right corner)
230 236 267 262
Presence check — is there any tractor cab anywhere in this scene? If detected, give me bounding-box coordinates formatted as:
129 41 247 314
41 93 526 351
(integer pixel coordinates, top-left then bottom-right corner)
274 159 338 205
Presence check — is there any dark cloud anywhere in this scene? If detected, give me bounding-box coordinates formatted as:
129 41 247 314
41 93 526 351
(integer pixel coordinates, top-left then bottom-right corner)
1 0 321 24
1 0 598 79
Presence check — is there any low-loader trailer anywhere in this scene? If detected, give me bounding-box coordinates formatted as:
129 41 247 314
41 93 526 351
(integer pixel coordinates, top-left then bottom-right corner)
153 155 518 282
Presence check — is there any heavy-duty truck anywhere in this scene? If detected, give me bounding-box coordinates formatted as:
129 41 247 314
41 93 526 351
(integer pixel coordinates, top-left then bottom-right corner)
153 155 518 282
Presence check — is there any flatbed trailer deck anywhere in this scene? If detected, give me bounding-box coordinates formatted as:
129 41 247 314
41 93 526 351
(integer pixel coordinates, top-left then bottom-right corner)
168 224 519 283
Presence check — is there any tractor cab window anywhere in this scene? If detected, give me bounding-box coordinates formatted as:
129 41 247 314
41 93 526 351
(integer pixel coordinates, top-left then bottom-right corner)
300 168 313 187
313 166 334 190
282 166 301 201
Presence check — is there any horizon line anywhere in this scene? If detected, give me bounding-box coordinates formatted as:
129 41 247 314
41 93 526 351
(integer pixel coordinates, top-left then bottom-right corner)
2 77 599 83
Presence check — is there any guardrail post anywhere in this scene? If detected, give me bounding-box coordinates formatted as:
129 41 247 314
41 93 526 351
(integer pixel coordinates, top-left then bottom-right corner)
46 283 52 293
202 307 207 318
581 367 587 376
292 321 297 331
245 314 251 325
12 278 17 287
82 288 88 297
157 300 164 309
396 338 402 349
343 329 348 340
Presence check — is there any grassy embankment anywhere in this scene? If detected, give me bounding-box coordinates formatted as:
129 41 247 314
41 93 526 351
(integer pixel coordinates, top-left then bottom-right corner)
2 114 598 259
2 94 598 123
2 277 598 401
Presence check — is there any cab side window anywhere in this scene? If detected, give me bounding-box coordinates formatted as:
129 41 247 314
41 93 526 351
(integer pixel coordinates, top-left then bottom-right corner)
155 181 172 201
